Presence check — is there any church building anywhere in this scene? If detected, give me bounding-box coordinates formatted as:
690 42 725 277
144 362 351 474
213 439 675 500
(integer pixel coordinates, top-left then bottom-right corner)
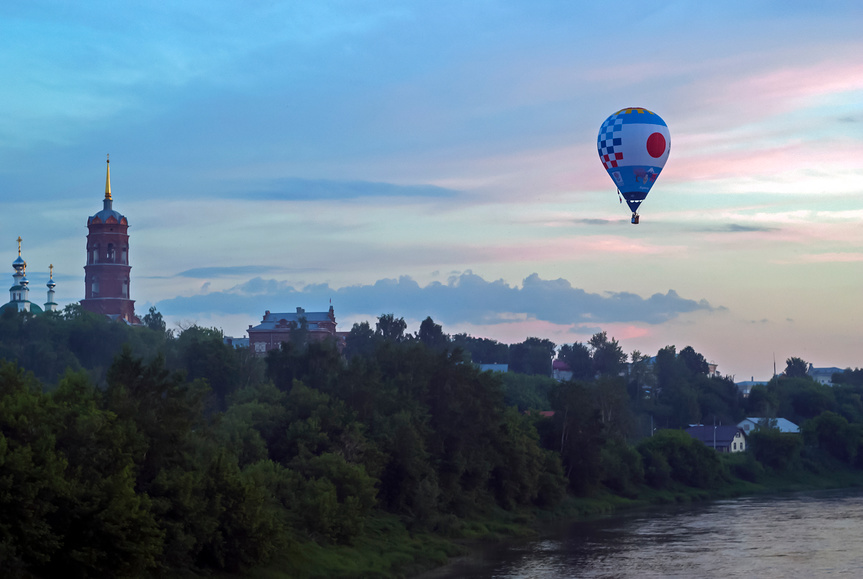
247 306 346 355
80 156 140 324
0 237 58 315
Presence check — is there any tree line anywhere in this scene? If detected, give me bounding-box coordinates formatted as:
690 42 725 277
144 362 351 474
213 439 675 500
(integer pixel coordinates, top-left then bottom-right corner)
1 306 862 576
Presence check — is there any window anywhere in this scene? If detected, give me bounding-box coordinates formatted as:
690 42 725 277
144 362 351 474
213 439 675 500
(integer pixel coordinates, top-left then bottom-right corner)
91 277 99 296
121 246 128 264
91 245 99 264
122 279 129 298
107 243 115 262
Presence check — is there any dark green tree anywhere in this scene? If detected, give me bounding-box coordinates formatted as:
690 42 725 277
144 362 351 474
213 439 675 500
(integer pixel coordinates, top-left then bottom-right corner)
509 337 555 376
0 362 68 571
803 411 857 463
785 356 809 378
637 429 727 489
548 380 605 492
500 372 557 411
344 321 376 359
103 346 209 491
748 427 802 471
143 306 167 333
558 342 593 380
769 376 835 424
832 368 863 387
375 314 407 342
588 331 627 377
451 333 509 364
47 372 164 577
172 325 241 409
679 345 709 375
627 349 656 402
417 316 448 350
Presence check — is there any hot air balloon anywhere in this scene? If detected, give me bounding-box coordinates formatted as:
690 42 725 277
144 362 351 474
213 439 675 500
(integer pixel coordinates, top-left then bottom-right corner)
597 107 670 224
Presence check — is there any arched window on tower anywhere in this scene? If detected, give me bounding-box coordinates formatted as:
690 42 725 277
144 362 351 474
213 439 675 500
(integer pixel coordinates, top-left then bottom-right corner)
91 276 99 297
121 246 128 264
91 244 99 264
107 243 115 263
122 279 129 298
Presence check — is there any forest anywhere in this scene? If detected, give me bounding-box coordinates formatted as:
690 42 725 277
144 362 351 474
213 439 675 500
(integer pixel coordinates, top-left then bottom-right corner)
1 305 863 577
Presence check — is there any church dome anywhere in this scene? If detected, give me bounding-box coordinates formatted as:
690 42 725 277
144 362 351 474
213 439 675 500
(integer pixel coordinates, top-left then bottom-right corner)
88 206 126 224
0 301 43 315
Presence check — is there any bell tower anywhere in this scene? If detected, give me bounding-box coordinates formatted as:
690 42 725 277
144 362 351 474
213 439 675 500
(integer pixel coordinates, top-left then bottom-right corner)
81 156 138 323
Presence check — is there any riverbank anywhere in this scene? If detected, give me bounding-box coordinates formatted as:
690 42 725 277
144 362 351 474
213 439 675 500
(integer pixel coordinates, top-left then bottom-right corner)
416 458 863 578
418 486 863 578
232 458 863 579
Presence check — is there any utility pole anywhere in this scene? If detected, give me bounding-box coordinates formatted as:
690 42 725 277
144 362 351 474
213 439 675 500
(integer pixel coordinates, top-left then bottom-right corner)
713 415 717 450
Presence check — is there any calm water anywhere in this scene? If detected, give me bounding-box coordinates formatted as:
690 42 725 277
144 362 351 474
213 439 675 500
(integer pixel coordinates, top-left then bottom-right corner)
423 489 863 578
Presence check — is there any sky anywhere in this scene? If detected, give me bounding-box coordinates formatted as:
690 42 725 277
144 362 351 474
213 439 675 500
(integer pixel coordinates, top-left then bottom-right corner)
2 1 862 381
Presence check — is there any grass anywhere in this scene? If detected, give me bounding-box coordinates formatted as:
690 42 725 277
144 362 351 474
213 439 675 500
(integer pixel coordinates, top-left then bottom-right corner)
213 513 469 579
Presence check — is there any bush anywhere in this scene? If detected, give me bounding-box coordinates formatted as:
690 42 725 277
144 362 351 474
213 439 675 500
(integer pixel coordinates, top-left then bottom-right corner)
639 446 672 489
748 428 802 471
803 411 858 463
637 430 727 489
722 452 765 482
600 440 644 496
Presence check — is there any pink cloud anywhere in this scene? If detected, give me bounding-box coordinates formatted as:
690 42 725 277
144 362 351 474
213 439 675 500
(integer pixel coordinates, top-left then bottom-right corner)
798 252 863 263
448 318 584 346
446 319 650 348
469 235 686 264
707 59 863 113
668 138 863 184
584 323 651 342
668 45 863 129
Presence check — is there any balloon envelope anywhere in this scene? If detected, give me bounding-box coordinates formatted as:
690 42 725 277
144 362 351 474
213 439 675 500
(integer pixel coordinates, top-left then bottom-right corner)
597 107 670 214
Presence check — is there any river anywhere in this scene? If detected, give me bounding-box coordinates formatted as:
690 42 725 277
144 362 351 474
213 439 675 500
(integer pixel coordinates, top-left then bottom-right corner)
421 489 863 578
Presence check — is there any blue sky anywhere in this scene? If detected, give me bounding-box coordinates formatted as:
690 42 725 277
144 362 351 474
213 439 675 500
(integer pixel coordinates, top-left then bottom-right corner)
3 1 862 380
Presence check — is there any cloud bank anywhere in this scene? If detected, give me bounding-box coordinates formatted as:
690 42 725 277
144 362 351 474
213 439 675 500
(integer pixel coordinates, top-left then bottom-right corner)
156 271 715 330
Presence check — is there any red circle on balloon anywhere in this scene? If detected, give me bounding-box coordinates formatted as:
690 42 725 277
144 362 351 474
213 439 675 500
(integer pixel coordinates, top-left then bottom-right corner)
646 132 666 158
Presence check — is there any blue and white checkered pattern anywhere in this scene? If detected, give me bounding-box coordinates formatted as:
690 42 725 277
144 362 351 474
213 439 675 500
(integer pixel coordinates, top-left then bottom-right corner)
597 116 624 169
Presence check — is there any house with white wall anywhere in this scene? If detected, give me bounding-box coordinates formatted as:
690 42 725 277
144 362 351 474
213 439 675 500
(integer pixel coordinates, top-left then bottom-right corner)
685 425 747 453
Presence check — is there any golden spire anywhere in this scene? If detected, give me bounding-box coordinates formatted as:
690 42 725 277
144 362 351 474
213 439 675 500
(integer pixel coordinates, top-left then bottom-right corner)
105 154 112 201
17 236 22 256
49 264 54 280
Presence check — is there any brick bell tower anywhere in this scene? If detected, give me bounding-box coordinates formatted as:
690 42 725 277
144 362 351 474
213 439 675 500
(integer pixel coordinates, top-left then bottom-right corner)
81 155 139 323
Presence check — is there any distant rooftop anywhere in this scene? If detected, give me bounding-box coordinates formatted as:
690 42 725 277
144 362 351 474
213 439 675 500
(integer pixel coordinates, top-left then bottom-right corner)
739 417 799 434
